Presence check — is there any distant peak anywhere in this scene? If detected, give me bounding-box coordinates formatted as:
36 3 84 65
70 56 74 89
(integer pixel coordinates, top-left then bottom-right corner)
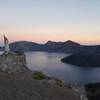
66 40 73 42
65 40 80 45
46 41 56 44
47 41 53 43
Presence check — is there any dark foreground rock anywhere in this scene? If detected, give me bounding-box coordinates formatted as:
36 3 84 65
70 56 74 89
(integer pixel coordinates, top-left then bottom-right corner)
85 83 100 100
0 72 84 100
61 53 100 67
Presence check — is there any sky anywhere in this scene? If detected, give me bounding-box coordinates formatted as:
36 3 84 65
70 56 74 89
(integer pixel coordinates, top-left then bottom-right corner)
0 0 100 45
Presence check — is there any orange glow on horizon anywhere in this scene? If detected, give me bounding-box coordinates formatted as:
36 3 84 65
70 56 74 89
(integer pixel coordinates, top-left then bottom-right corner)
4 33 100 45
0 26 100 45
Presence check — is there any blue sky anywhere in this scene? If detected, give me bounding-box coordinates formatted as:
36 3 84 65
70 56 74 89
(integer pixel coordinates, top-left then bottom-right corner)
0 0 100 45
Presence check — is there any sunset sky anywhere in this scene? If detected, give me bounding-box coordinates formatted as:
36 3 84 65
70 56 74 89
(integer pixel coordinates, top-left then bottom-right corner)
0 0 100 45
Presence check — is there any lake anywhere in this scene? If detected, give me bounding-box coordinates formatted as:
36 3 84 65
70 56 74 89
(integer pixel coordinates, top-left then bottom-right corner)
26 52 100 84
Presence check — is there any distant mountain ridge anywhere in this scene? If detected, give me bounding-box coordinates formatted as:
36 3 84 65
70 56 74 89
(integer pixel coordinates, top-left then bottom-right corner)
0 40 100 54
9 40 82 53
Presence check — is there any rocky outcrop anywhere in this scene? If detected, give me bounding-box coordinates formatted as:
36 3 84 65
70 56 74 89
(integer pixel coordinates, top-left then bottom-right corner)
0 52 29 73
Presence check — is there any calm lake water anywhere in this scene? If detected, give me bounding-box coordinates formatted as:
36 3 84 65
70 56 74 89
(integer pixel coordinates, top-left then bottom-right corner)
26 52 100 84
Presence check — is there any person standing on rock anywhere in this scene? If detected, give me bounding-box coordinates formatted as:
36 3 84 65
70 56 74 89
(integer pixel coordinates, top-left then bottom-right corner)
3 34 10 54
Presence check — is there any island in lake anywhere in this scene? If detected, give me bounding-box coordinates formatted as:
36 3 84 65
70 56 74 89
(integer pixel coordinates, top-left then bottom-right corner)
61 53 100 67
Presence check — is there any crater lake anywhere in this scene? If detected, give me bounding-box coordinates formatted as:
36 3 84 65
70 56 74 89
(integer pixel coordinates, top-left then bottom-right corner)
26 52 100 84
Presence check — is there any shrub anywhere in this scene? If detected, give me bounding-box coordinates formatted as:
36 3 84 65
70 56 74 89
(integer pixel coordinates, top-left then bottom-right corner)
32 72 46 80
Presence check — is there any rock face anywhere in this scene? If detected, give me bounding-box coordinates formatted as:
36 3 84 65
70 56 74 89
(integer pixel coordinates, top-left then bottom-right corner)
0 52 29 73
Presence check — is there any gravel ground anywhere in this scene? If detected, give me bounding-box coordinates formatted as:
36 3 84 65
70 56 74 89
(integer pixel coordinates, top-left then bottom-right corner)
0 72 80 100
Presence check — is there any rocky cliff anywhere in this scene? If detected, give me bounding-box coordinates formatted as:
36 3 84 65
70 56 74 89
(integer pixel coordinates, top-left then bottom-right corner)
0 52 29 73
